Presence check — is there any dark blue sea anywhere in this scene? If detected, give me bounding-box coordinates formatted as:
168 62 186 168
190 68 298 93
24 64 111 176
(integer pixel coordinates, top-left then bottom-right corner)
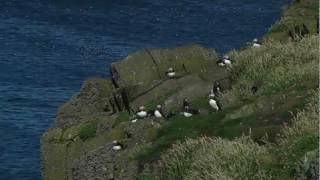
0 0 289 179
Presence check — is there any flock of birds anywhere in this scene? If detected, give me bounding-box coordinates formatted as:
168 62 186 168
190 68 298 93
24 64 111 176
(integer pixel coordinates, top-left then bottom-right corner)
111 39 262 151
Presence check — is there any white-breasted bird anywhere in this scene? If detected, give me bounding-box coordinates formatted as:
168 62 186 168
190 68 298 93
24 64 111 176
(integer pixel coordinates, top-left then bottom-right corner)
112 140 124 151
252 38 262 48
217 58 225 67
136 106 147 119
183 105 200 117
154 105 164 118
166 67 176 78
222 55 232 67
209 94 220 112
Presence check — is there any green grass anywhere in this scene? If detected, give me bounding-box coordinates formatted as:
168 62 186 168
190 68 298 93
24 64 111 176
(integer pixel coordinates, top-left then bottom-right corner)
287 134 319 163
112 111 130 127
133 112 225 161
143 97 319 180
156 136 271 180
228 35 318 100
265 0 318 41
134 85 314 162
138 2 319 179
79 121 97 141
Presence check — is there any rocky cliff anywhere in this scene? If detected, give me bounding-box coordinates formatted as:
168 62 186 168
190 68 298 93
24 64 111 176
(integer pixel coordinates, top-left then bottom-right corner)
41 0 319 179
41 44 232 180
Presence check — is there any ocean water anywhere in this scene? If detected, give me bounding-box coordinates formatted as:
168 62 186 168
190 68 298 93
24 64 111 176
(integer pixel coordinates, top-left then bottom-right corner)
0 0 289 179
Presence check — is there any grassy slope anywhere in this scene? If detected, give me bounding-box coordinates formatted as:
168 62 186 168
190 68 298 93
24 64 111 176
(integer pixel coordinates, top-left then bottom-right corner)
135 0 319 179
134 36 318 162
265 0 318 41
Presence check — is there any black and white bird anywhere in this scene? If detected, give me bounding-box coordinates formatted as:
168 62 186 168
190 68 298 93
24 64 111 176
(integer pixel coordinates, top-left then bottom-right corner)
136 106 147 119
112 140 124 151
217 57 225 67
166 67 176 78
183 105 200 117
209 94 221 112
182 98 200 117
222 55 232 67
252 38 262 48
154 105 164 118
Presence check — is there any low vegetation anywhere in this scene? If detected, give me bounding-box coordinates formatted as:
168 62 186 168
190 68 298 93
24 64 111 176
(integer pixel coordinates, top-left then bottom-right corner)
135 0 318 178
265 0 318 41
134 34 318 163
139 95 318 180
42 1 318 179
228 35 318 100
79 121 98 141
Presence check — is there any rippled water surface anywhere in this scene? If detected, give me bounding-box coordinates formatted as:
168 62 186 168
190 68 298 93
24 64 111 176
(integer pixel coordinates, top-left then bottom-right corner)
0 0 289 179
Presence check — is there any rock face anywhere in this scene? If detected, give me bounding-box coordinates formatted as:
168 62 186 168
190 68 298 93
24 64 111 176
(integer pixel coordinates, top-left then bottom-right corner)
55 78 114 128
110 44 223 100
41 44 230 180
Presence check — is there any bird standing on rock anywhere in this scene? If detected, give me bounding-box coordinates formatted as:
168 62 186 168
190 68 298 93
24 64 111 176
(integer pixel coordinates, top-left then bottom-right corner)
154 105 164 118
112 140 124 151
166 67 176 78
136 106 147 119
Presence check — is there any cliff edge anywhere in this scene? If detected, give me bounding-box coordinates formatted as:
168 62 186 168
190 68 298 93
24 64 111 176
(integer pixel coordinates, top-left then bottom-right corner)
41 0 319 179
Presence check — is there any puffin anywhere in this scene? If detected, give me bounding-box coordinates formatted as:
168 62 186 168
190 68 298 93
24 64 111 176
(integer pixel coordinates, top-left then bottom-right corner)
209 94 221 112
112 140 124 151
222 55 232 67
217 57 225 67
252 38 262 48
183 105 200 117
182 98 200 117
166 67 176 78
136 106 147 119
154 105 164 118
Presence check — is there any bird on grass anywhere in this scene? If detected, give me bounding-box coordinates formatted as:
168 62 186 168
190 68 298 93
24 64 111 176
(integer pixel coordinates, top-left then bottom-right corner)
252 38 262 48
208 93 221 112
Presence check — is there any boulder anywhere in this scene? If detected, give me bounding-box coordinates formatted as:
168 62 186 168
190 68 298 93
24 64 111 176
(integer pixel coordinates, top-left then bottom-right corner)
110 44 221 100
55 78 114 128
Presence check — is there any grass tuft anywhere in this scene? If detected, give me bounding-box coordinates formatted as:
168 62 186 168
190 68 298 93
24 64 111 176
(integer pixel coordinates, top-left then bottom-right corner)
79 122 97 141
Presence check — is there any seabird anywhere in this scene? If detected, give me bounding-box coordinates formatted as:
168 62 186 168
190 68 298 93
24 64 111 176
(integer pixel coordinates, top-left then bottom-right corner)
183 105 200 117
182 98 200 117
166 67 176 78
136 106 147 119
112 140 124 151
154 105 164 118
222 55 232 67
217 57 225 67
252 38 262 48
209 94 220 112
